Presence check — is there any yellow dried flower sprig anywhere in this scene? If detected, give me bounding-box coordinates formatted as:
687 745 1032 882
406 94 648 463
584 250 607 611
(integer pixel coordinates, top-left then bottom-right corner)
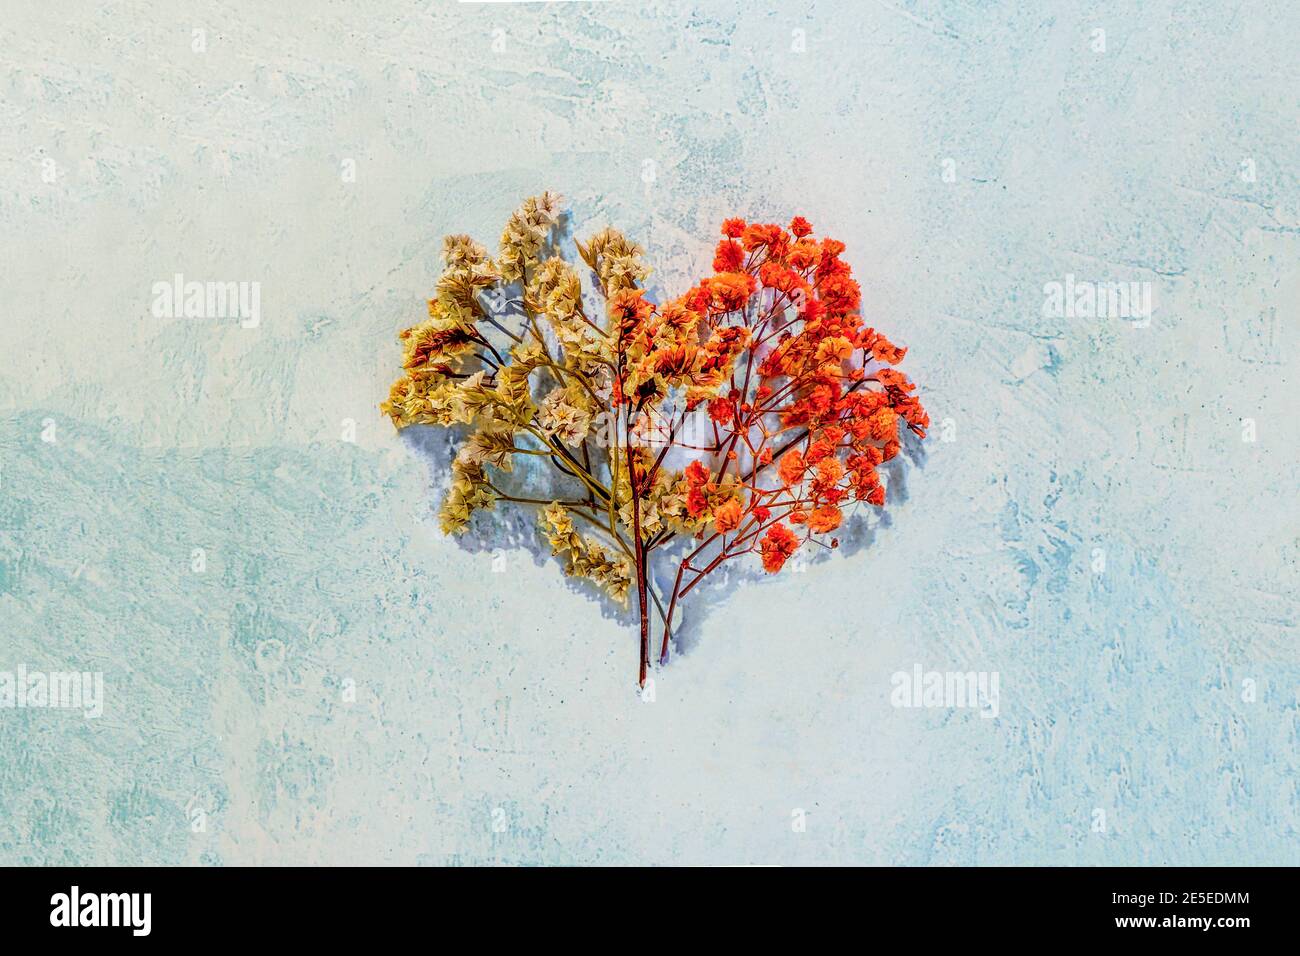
382 193 647 607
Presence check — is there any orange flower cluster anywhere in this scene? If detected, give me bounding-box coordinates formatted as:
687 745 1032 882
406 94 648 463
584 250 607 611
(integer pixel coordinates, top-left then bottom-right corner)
614 215 928 594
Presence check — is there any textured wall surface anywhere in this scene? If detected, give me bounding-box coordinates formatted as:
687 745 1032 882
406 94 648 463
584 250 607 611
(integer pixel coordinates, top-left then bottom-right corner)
1 1 1297 865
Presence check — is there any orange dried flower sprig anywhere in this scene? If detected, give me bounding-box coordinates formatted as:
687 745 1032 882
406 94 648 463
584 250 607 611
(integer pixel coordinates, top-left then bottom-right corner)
382 194 928 687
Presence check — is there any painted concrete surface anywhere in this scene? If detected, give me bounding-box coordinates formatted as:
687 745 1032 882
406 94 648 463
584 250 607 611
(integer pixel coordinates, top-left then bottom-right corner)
0 1 1296 864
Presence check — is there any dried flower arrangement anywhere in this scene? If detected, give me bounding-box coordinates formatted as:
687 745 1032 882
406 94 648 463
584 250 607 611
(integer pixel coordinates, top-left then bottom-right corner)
382 193 928 687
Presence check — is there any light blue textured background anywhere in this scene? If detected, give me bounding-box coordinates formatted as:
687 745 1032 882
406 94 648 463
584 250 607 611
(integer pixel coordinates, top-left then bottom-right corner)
1 1 1297 865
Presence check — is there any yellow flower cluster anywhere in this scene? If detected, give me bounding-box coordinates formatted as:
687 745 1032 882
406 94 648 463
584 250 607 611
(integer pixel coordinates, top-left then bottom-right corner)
439 457 497 535
381 367 459 428
380 236 499 430
498 191 564 284
538 383 593 448
540 502 631 604
436 234 498 310
578 228 651 294
527 258 602 366
491 342 544 426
